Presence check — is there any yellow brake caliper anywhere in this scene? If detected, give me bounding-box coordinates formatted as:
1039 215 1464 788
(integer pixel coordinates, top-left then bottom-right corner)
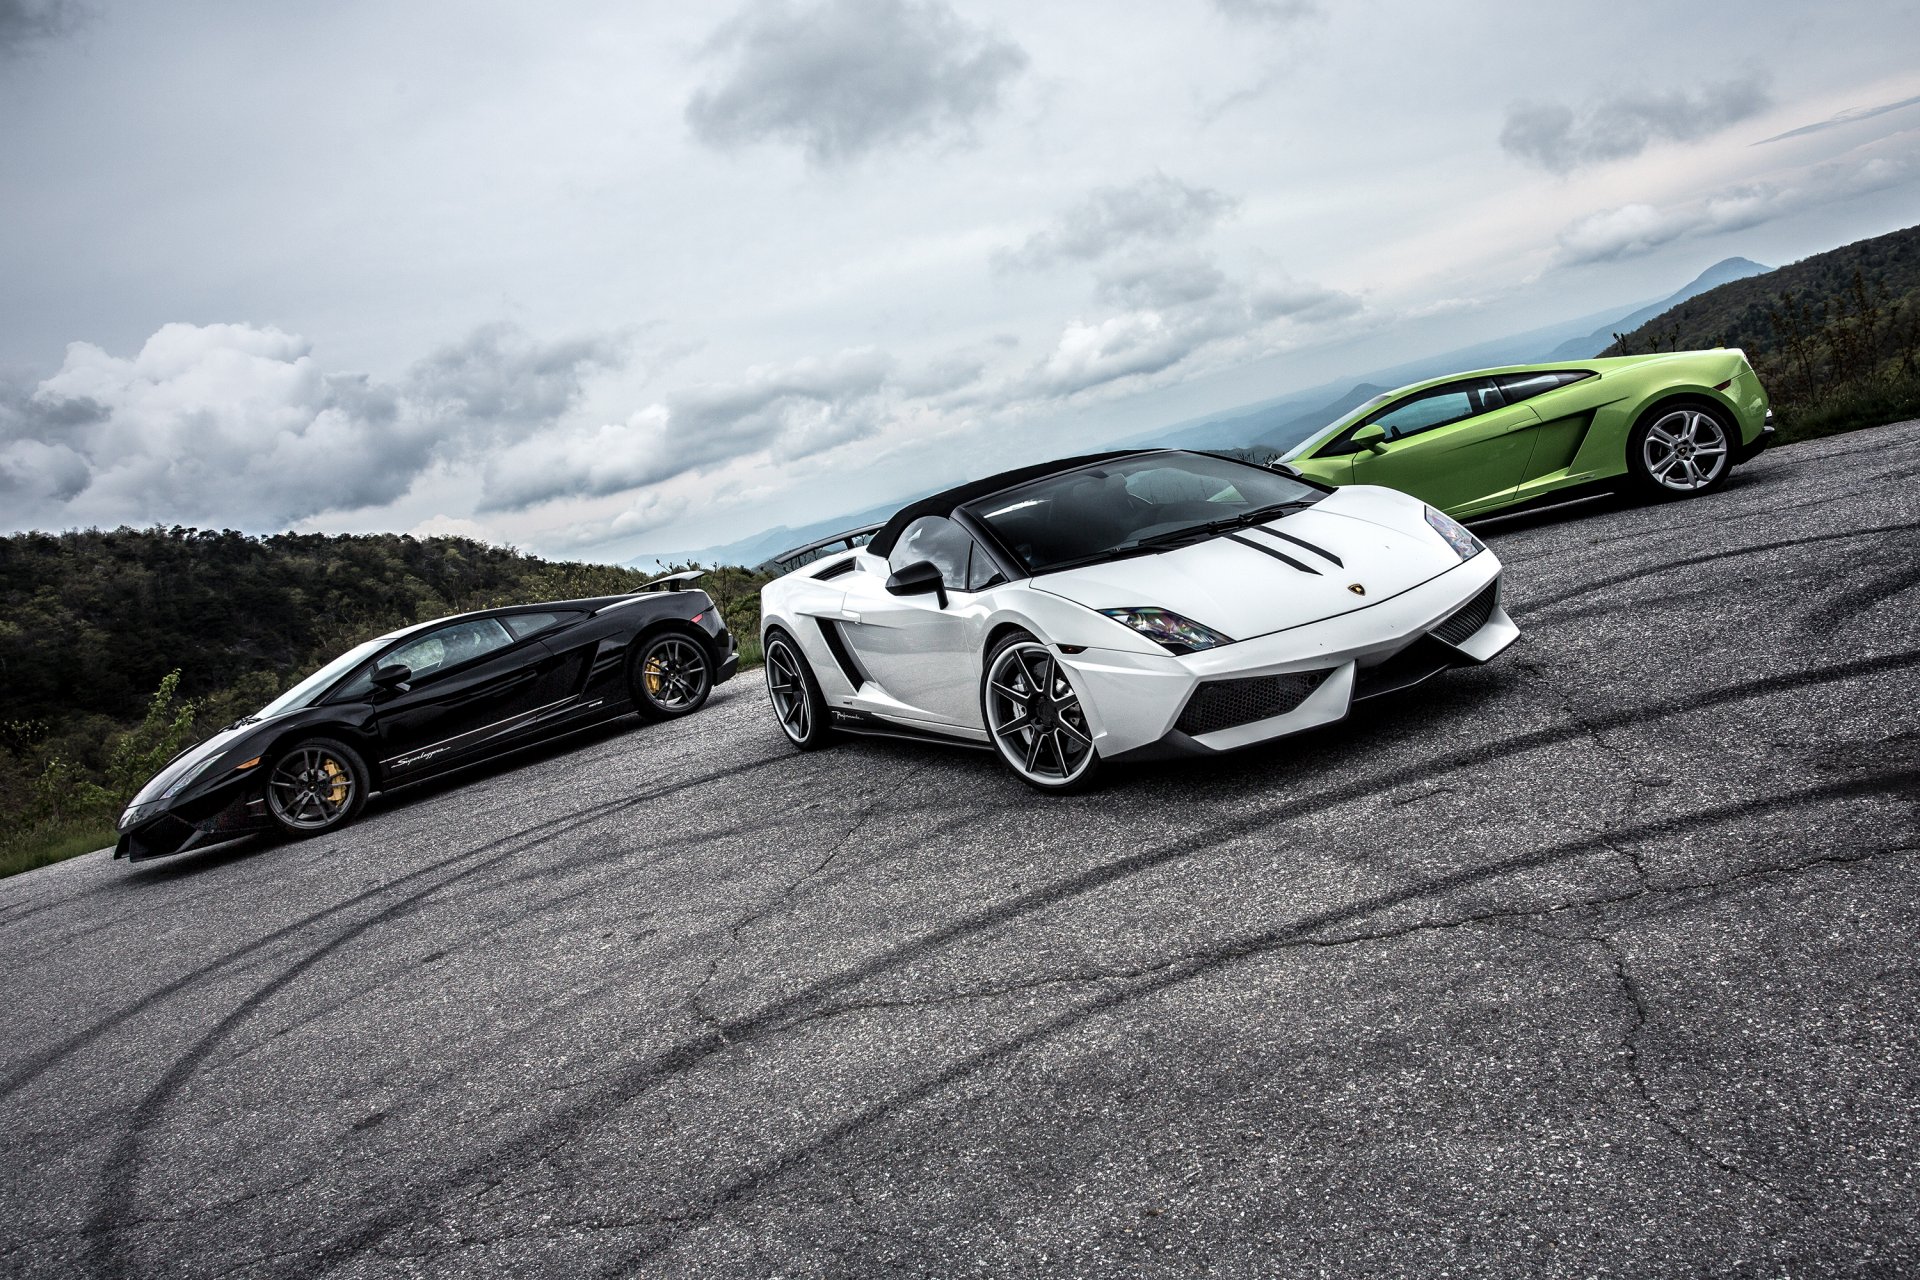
321 758 349 806
645 657 666 695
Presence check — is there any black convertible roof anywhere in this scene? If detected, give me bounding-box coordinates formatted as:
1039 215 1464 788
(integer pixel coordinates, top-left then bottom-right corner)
869 449 1148 557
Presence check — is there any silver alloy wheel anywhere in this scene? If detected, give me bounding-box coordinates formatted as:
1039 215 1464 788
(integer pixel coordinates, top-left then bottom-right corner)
1642 408 1730 492
267 746 358 831
765 636 813 743
984 642 1096 786
641 635 709 711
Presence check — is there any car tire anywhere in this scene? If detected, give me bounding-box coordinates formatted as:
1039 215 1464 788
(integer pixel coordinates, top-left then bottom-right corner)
763 628 835 750
980 632 1102 794
1625 400 1736 501
630 630 714 721
265 737 370 838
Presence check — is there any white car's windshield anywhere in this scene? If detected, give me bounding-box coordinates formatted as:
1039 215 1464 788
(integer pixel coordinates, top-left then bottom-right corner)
963 452 1324 575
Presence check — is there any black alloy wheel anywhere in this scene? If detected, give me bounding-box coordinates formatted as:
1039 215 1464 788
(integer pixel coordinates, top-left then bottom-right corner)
764 630 834 750
632 632 713 720
266 738 370 837
981 634 1101 792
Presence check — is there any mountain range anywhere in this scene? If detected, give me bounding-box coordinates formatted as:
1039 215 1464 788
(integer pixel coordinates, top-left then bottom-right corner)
632 256 1772 570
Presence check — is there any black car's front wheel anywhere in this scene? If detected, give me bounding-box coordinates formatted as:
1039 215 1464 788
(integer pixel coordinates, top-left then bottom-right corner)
631 631 713 720
266 738 369 838
981 634 1101 793
764 629 834 750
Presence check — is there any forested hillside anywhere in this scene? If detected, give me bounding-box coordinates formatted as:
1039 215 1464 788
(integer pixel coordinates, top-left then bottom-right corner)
0 528 770 876
1606 224 1920 440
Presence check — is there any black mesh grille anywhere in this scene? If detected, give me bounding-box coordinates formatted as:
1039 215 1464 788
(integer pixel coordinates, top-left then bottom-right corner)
1431 578 1499 647
1177 669 1329 737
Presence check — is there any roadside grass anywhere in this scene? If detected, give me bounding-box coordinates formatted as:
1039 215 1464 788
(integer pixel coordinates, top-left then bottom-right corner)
1773 374 1920 446
1 817 117 880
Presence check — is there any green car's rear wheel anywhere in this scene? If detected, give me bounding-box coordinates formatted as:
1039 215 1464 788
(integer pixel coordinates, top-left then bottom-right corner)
1627 402 1734 500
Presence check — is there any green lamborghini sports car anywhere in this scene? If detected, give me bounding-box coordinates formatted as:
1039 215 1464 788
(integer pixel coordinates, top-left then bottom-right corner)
1281 349 1773 519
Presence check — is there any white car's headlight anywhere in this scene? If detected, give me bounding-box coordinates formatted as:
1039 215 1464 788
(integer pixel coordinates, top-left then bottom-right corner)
1425 505 1484 561
1098 608 1232 655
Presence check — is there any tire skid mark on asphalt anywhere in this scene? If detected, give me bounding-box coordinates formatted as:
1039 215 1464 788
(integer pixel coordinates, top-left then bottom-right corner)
1515 520 1920 614
206 795 833 1080
204 830 734 1077
1794 547 1920 637
230 660 1920 1276
0 753 788 1106
80 751 809 1278
574 772 1920 1274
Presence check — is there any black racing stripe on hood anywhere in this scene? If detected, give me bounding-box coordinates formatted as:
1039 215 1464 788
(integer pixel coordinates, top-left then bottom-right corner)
1247 525 1343 567
1224 533 1321 575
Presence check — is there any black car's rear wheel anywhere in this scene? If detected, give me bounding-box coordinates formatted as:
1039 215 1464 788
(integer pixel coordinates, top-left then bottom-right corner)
631 631 713 720
764 629 834 750
266 738 369 837
981 634 1101 793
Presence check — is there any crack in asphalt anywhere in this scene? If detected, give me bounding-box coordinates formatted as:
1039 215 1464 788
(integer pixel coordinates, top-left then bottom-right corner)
1587 928 1787 1200
688 767 916 1046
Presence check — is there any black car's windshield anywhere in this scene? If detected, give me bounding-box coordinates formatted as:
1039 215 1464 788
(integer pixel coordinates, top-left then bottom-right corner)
254 638 388 720
962 452 1325 575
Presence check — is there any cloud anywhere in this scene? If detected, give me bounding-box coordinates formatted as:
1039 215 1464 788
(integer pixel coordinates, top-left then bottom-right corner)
685 0 1027 166
1754 91 1920 145
1093 255 1227 310
1501 73 1772 173
1019 258 1359 399
0 320 619 532
1210 0 1316 22
404 323 623 442
997 174 1238 272
1554 147 1918 264
0 0 81 57
479 348 896 512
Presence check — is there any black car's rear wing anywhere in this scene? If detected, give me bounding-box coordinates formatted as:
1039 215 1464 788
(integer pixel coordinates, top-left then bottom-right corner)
637 569 705 593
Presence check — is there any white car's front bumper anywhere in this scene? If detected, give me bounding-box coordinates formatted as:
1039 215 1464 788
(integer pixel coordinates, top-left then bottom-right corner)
1058 553 1516 759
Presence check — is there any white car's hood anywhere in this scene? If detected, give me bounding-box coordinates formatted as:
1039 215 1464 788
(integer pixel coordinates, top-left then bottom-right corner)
1030 485 1466 641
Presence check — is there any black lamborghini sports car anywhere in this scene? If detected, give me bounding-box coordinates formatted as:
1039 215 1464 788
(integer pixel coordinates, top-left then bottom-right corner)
114 572 738 862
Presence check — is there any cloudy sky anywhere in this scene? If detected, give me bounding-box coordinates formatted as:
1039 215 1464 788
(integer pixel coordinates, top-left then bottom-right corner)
2 0 1917 560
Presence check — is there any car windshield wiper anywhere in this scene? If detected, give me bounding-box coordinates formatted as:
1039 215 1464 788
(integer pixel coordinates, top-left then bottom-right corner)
1127 501 1320 550
1026 500 1323 574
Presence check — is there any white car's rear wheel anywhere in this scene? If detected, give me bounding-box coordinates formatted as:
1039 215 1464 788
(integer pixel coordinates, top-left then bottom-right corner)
981 635 1100 793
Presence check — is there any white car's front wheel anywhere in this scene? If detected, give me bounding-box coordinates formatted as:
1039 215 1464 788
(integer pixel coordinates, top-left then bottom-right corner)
981 634 1101 793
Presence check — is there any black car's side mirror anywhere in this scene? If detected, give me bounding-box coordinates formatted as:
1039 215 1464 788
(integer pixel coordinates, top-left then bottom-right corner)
371 662 412 694
885 560 948 609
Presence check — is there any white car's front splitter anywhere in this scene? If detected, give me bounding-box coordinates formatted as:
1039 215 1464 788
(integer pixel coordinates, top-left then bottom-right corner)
1057 553 1515 760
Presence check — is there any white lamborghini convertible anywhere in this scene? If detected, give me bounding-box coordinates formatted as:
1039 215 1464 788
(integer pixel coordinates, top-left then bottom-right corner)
759 449 1519 791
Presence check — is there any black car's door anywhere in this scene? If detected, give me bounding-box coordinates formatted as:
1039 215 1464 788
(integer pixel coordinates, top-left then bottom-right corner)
360 617 564 779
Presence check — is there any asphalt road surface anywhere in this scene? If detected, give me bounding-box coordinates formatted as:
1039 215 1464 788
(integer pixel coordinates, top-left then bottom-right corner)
4 422 1919 1278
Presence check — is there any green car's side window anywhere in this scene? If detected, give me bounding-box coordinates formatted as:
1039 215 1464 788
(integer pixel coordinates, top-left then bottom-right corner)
1494 370 1594 405
1367 378 1504 441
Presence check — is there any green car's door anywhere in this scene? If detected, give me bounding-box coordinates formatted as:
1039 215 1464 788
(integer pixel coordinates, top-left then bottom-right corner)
1347 377 1540 515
